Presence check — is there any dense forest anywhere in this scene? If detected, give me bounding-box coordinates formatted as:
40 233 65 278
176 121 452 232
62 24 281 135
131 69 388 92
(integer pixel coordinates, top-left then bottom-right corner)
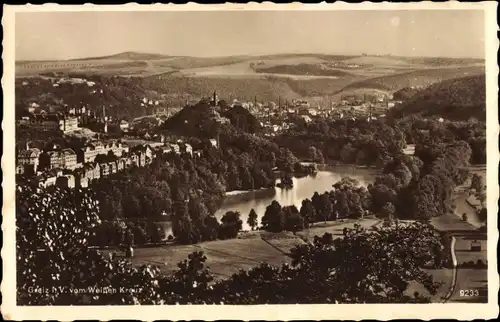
389 75 486 121
274 118 406 167
259 139 475 234
90 130 309 245
16 75 163 119
394 116 486 164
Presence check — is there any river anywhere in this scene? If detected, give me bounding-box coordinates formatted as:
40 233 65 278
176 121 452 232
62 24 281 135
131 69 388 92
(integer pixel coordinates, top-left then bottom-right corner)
217 166 377 231
157 166 377 236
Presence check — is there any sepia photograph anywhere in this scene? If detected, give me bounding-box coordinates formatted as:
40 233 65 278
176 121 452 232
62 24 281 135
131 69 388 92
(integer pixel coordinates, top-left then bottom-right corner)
2 2 498 320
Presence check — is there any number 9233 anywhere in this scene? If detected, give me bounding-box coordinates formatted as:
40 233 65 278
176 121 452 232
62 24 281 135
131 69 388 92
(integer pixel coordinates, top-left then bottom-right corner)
460 289 480 297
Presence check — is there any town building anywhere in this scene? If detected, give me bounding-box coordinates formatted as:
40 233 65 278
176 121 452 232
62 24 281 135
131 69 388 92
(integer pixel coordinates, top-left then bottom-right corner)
158 145 173 155
56 174 76 189
16 164 25 175
39 151 64 170
99 162 110 177
108 161 117 174
170 143 181 154
81 144 98 163
120 120 130 131
61 148 77 170
91 163 101 181
17 147 41 174
184 143 193 156
60 116 79 133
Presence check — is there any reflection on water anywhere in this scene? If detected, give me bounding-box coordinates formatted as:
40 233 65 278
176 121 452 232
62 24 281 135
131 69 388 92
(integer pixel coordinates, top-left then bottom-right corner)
159 167 377 236
217 167 377 231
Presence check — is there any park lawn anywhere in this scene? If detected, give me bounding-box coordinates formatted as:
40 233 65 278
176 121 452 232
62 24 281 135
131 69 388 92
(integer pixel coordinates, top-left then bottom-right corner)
128 236 289 279
448 269 488 303
127 218 378 279
430 213 476 232
263 237 307 254
128 244 201 275
296 218 379 241
405 269 454 302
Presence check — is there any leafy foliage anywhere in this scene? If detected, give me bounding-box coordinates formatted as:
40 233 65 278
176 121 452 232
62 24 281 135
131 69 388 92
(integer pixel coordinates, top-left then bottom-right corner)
16 185 163 305
274 118 406 167
17 185 447 305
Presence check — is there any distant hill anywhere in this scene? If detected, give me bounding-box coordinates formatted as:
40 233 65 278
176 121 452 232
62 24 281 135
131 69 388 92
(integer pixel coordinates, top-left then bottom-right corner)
340 65 485 93
69 51 173 61
390 74 486 121
15 75 161 120
16 52 485 116
398 56 484 67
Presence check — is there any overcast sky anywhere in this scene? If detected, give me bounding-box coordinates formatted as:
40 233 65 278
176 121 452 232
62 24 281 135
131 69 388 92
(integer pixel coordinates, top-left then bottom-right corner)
15 10 485 61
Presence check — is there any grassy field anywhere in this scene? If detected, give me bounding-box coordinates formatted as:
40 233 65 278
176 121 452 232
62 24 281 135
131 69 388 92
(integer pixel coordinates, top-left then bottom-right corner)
126 218 379 277
127 237 289 279
110 215 462 302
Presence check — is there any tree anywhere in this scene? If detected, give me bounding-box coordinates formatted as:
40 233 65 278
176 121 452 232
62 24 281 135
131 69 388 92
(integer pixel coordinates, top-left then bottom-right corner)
209 221 445 304
380 202 396 219
318 193 333 223
16 185 163 305
247 209 258 231
172 203 199 245
162 251 214 304
202 215 220 241
470 173 485 193
477 208 487 225
475 190 486 207
261 200 286 232
300 199 316 227
308 146 324 164
284 210 305 234
286 221 444 303
219 211 243 239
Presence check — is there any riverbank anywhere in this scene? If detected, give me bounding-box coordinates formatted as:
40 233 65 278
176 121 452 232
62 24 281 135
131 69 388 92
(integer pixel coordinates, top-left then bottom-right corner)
428 167 488 303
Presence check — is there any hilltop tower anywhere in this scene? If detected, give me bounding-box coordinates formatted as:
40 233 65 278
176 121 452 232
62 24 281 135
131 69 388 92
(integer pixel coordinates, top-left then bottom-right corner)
212 91 219 106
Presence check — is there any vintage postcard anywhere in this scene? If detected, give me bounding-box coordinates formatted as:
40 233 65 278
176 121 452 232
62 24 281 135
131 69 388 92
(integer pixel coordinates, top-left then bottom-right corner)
2 2 499 320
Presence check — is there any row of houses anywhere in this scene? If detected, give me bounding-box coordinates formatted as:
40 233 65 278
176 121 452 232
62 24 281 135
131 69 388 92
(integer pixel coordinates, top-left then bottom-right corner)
81 141 130 163
17 113 80 133
20 142 196 189
17 140 131 174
